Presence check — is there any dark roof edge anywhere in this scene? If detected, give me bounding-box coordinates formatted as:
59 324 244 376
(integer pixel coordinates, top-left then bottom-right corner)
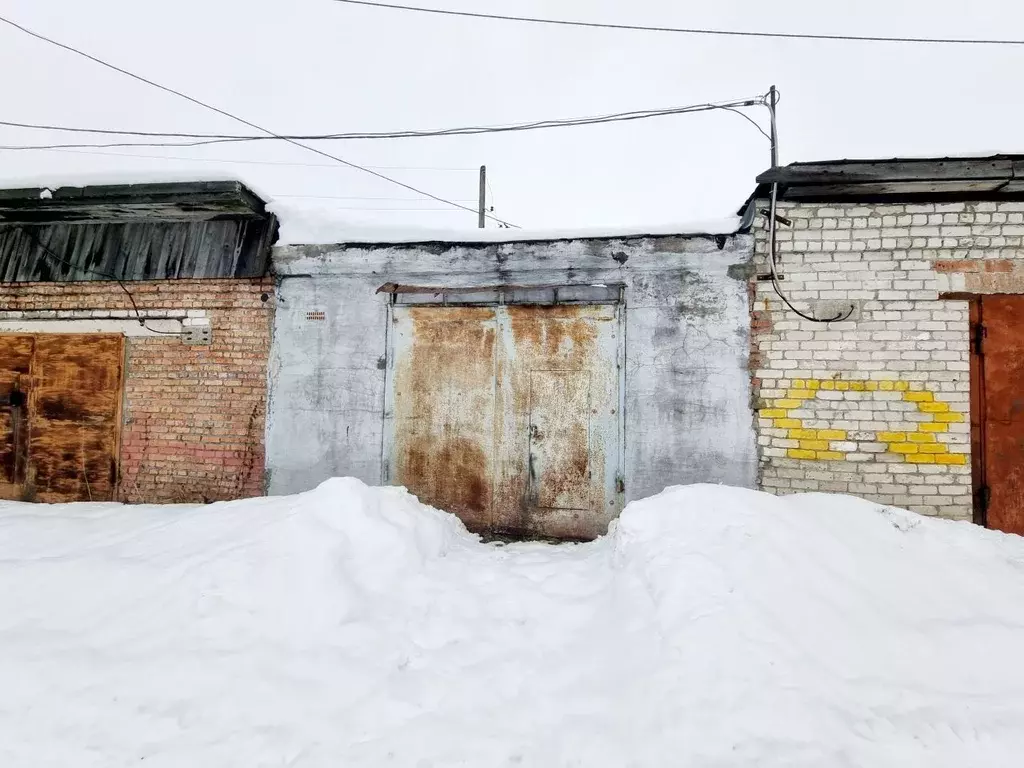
296 230 747 250
741 154 1024 211
0 180 270 217
757 155 1024 186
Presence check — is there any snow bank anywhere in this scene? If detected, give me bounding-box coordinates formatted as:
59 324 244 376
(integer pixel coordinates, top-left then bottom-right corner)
269 201 741 246
3 481 1024 766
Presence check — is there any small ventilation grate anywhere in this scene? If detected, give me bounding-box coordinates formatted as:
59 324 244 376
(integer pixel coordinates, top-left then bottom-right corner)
182 324 212 346
306 310 326 321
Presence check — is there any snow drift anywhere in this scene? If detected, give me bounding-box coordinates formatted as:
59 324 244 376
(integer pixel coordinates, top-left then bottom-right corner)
2 480 1024 767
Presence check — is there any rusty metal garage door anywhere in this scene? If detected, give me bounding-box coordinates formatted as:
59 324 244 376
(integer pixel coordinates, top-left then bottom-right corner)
0 334 124 502
972 297 1024 534
383 293 624 540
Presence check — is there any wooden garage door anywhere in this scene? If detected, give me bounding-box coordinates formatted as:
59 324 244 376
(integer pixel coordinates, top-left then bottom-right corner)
385 304 622 540
0 334 124 503
0 336 33 499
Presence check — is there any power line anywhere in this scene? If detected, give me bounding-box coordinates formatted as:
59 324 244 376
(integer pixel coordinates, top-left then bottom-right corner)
272 194 478 201
0 119 255 139
0 99 767 150
332 0 1024 46
0 14 518 228
280 207 482 212
20 146 479 171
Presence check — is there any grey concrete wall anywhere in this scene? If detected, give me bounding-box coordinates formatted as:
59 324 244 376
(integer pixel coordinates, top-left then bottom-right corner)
266 234 757 502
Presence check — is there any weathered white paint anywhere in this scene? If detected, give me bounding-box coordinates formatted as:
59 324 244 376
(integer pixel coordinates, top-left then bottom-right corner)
266 234 756 506
0 319 182 336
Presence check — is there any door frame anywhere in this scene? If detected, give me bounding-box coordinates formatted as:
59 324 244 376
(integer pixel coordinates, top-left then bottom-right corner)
379 283 627 532
969 299 987 527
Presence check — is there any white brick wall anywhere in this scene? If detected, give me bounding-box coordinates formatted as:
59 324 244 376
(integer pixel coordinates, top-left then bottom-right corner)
752 200 1024 521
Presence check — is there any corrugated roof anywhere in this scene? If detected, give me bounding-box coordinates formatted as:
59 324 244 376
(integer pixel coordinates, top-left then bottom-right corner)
0 181 277 282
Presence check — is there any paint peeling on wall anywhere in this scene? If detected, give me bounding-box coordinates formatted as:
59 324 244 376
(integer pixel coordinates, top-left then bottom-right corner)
266 234 757 525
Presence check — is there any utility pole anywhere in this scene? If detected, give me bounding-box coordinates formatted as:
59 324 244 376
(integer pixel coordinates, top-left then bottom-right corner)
767 85 779 266
478 165 486 229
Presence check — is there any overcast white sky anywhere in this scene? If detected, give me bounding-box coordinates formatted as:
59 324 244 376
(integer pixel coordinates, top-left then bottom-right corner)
2 1 1022 233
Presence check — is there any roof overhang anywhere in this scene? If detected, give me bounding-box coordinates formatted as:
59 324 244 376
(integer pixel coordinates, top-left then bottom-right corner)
0 180 269 224
742 155 1024 210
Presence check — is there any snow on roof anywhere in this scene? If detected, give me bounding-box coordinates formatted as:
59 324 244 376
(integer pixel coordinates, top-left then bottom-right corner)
787 150 1019 165
0 172 280 220
269 202 742 246
0 175 741 244
0 169 272 195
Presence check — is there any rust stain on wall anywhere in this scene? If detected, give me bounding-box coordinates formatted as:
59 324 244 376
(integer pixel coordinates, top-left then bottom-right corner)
0 334 124 502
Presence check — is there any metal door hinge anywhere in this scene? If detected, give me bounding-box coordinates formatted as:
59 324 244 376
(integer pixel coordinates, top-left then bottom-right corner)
977 485 991 515
972 322 986 356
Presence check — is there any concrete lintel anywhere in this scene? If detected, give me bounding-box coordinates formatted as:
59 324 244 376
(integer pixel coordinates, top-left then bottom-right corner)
0 318 182 336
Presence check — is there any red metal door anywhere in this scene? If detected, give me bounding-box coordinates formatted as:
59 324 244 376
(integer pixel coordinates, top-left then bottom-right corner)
976 297 1024 534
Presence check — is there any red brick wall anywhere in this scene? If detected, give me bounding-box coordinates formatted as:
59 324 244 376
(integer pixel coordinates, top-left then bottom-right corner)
0 279 273 503
934 258 1024 292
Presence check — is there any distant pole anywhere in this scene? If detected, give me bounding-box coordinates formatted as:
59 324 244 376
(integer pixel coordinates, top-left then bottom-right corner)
478 165 486 228
768 84 779 266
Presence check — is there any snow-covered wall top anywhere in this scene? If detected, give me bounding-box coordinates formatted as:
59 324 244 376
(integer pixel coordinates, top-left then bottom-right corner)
269 202 742 246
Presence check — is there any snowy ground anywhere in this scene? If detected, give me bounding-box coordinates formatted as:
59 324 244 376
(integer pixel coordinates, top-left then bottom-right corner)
3 480 1024 767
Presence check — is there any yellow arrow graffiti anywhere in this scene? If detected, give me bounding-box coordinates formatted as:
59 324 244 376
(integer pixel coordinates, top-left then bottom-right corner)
761 380 968 465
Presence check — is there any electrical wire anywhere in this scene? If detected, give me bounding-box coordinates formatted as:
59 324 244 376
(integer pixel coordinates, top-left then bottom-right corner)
11 226 180 334
765 188 853 324
332 0 1024 46
275 207 482 211
19 147 479 171
0 99 767 150
272 194 478 201
0 13 519 228
483 178 506 223
762 86 853 324
0 119 256 139
485 178 496 214
716 107 772 143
